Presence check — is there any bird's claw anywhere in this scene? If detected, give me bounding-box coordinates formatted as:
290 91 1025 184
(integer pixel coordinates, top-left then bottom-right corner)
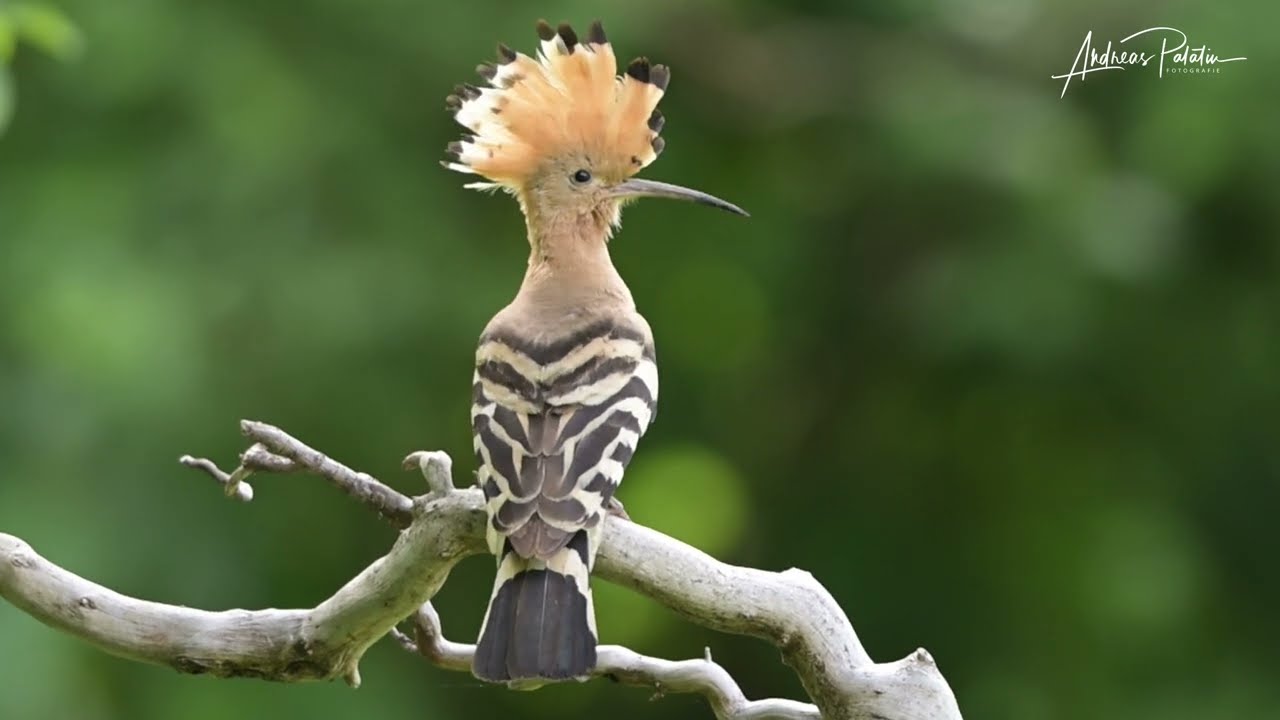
605 496 631 521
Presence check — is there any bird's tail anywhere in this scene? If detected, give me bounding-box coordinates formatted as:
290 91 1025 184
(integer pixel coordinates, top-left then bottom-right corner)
473 533 597 683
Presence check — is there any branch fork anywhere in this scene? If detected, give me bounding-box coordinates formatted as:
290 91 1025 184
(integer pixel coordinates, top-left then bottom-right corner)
2 420 963 720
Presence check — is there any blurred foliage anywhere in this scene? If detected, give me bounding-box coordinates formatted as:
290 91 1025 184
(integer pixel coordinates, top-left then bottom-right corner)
1 1 1278 719
0 1 81 132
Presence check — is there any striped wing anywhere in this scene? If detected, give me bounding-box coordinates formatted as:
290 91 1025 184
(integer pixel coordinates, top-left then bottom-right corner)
471 319 658 560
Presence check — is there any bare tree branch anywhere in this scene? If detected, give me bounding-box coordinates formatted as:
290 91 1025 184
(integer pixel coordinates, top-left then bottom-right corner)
178 454 256 502
394 602 822 719
240 443 303 474
241 419 415 526
0 420 963 720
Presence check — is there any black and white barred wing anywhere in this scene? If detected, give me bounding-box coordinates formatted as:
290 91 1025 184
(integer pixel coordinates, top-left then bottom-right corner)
471 323 658 559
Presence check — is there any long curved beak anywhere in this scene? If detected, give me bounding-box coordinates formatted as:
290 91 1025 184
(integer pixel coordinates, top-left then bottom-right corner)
609 178 749 217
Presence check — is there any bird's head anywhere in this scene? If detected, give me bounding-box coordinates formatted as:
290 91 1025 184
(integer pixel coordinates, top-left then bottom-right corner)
443 20 746 237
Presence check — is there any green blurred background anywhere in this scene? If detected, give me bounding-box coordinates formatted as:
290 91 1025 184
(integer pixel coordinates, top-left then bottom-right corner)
2 1 1278 718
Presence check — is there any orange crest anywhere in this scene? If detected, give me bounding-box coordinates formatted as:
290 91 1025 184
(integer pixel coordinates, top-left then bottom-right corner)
443 21 668 190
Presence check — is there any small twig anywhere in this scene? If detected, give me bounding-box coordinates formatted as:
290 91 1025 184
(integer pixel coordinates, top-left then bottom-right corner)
236 420 414 528
389 626 419 655
241 444 300 473
402 602 472 672
402 450 456 496
179 455 254 502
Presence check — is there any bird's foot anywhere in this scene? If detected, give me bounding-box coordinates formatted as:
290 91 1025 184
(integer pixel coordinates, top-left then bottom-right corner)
605 496 631 521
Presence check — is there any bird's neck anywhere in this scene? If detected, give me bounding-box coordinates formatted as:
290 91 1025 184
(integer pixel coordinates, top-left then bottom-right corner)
518 206 633 310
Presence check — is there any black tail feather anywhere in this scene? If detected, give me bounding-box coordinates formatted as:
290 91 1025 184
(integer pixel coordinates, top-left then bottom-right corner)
474 567 596 682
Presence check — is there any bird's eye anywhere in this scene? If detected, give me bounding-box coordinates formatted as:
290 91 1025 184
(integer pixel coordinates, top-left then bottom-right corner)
572 169 592 184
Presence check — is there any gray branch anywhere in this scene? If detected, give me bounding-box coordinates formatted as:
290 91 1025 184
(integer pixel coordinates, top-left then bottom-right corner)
1 421 962 720
393 602 822 719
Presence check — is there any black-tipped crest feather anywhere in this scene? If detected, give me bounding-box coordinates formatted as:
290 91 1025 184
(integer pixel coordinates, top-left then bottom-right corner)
557 23 579 52
650 64 670 90
625 57 651 83
587 20 607 45
648 109 665 132
447 21 673 186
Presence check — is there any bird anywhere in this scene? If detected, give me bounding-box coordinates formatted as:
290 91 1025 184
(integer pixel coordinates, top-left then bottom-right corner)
443 19 747 685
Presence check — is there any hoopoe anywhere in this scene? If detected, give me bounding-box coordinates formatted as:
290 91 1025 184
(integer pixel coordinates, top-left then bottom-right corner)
444 19 746 684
